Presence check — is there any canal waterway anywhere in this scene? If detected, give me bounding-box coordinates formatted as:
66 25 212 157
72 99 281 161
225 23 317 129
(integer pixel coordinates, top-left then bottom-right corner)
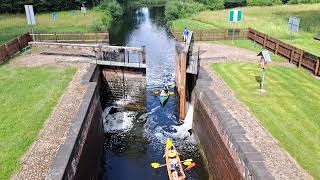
100 6 209 180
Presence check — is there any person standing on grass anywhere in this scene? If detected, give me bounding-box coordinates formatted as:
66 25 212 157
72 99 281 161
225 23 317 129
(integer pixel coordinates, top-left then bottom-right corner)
183 27 189 42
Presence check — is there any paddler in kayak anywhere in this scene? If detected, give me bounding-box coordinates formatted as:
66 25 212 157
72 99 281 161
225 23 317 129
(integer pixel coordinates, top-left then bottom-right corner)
160 85 169 106
164 144 185 180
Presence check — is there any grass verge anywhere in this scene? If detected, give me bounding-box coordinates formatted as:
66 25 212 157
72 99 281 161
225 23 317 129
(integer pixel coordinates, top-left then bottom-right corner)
0 10 103 44
210 40 287 62
0 64 76 179
171 4 320 56
212 62 320 178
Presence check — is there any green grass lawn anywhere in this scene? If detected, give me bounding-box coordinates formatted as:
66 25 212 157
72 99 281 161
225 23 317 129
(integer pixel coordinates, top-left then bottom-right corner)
171 4 320 56
210 40 287 62
212 62 320 179
0 64 76 179
0 10 103 44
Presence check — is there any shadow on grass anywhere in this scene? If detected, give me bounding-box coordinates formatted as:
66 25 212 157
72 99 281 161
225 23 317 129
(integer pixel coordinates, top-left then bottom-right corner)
255 76 262 83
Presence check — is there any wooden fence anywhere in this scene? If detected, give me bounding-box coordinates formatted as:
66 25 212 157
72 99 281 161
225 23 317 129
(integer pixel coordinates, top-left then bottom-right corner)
247 28 320 76
32 32 109 44
0 32 32 64
172 28 248 41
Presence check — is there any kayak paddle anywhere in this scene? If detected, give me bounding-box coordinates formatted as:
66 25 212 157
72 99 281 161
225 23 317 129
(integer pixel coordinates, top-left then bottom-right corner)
151 159 193 169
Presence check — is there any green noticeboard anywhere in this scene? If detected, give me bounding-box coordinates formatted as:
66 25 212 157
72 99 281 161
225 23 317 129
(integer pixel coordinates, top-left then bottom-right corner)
229 10 242 22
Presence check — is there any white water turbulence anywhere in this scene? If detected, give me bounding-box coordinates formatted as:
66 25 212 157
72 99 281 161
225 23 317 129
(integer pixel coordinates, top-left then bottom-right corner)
102 106 138 133
172 104 195 143
144 104 196 150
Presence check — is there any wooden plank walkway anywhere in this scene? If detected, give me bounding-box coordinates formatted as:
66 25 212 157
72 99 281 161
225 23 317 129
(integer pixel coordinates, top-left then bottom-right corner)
95 60 146 69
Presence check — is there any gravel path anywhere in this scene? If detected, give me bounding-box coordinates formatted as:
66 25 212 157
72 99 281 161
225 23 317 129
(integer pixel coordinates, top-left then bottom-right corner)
194 42 313 180
11 48 92 180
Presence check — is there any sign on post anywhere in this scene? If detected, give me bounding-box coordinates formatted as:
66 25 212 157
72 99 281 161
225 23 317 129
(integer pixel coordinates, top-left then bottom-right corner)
229 9 242 43
24 5 36 26
24 5 36 41
229 9 242 22
81 7 87 15
52 12 57 23
257 50 272 92
288 17 300 32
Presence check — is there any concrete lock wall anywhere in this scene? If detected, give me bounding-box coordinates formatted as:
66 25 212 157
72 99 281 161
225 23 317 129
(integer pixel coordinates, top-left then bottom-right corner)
47 65 104 180
192 67 274 180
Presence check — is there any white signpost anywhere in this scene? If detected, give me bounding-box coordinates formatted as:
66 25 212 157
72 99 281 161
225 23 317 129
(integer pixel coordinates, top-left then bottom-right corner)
229 9 242 43
288 17 300 39
81 7 87 15
24 5 36 40
258 50 272 93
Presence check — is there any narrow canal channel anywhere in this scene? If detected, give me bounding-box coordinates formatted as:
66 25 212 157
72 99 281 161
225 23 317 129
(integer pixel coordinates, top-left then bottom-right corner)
99 6 209 180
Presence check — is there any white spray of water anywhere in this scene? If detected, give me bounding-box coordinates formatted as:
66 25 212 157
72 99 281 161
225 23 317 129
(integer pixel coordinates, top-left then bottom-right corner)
171 104 195 143
102 106 137 133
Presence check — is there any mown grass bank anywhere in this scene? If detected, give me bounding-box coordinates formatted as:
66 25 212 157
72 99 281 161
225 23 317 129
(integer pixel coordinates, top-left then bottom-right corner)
0 10 103 44
210 40 287 62
0 63 76 179
171 4 320 56
212 62 320 178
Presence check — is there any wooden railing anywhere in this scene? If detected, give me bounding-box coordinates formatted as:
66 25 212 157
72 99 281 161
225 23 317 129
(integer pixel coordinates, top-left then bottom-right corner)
172 28 320 76
248 28 320 76
172 28 248 41
0 33 32 64
31 32 109 44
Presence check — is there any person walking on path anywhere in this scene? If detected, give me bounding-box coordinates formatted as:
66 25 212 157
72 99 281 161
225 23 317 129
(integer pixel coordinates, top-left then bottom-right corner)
183 27 189 42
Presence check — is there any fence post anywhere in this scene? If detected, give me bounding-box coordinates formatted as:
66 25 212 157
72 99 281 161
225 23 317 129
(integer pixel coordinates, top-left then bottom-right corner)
298 52 303 68
95 33 98 44
315 60 320 76
55 32 57 42
275 41 279 55
263 35 267 48
82 32 84 43
17 36 23 51
290 48 295 63
4 43 10 59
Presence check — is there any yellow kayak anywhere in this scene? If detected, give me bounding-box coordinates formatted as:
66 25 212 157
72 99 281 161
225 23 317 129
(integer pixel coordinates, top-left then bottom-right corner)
165 138 186 180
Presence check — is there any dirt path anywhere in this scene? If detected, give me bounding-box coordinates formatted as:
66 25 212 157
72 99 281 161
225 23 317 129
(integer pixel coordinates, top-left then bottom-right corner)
11 48 92 179
194 42 312 180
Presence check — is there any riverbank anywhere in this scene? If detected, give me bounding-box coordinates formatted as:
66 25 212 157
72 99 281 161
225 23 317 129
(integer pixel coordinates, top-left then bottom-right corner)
170 3 320 56
0 9 103 44
0 48 85 179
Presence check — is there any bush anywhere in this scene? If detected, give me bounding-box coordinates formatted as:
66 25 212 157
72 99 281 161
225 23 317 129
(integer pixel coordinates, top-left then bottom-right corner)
165 0 206 21
247 0 283 6
101 10 113 30
288 0 320 4
100 0 123 19
198 0 224 10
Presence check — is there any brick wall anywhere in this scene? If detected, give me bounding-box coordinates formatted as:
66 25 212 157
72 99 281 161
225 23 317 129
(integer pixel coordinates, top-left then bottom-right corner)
101 67 146 110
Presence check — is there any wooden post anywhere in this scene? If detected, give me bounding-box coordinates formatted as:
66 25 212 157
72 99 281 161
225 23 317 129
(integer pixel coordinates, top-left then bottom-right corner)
95 33 98 44
179 51 187 121
315 60 320 76
17 36 23 51
4 43 10 59
263 35 267 48
290 48 295 63
275 41 279 55
298 52 303 68
55 32 57 42
82 32 84 43
142 45 146 64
